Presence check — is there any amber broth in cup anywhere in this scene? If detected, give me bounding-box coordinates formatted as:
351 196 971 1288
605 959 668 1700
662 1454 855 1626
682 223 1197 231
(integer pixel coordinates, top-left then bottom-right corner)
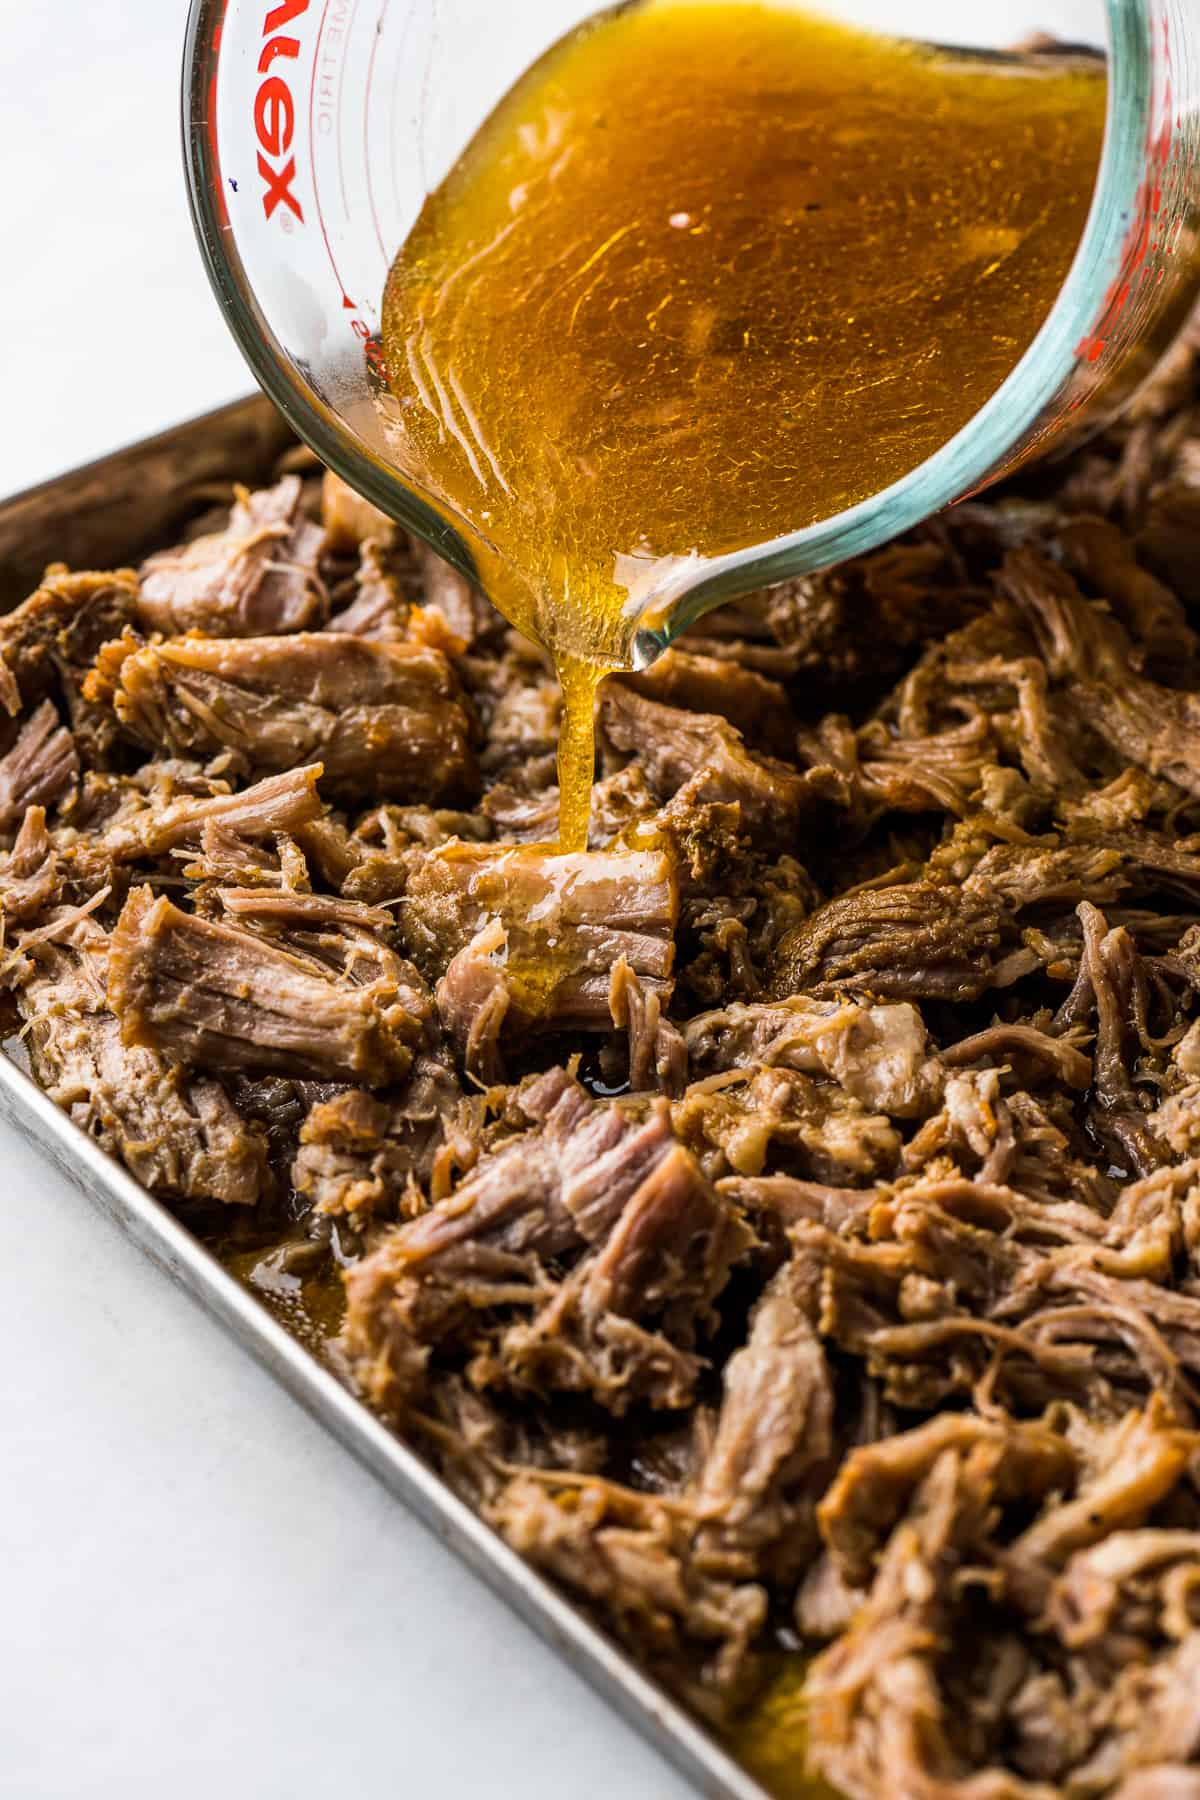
382 0 1105 850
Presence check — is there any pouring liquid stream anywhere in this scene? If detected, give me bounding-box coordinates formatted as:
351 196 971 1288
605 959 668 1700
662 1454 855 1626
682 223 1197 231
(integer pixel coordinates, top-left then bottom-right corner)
381 0 1105 852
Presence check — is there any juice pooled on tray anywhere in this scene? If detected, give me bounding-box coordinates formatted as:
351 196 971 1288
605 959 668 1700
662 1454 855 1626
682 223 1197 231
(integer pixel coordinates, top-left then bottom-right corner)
381 0 1106 849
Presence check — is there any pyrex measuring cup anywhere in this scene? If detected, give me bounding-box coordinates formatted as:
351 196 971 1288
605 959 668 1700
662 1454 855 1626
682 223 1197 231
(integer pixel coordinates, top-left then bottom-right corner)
184 0 1200 668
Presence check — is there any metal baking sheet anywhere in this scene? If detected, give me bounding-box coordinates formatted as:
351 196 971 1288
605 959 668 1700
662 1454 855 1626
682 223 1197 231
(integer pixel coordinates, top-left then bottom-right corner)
0 397 767 1800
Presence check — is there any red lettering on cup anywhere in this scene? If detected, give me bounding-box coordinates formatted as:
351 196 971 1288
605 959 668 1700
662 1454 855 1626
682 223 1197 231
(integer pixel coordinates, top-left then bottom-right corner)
255 0 309 224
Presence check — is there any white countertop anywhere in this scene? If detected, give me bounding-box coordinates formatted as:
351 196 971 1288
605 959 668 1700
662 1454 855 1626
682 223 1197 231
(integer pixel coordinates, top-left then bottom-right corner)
1 6 692 1795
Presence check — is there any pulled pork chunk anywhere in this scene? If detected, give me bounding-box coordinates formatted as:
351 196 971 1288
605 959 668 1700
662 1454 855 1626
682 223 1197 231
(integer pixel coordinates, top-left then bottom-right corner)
325 535 471 656
341 1069 751 1416
624 646 797 757
0 567 138 762
405 842 677 1074
805 1404 1200 1800
773 879 1009 1002
0 701 78 832
342 1068 622 1404
1055 513 1193 681
137 475 327 635
1000 547 1200 800
0 807 62 926
108 884 427 1084
320 468 394 555
291 1056 471 1222
676 1063 902 1185
768 1155 1200 1419
326 540 411 640
486 1474 766 1716
693 1259 835 1583
685 994 942 1116
817 1410 1076 1590
807 1400 1200 1800
15 912 270 1206
609 957 688 1096
98 632 477 804
599 680 827 847
495 1126 751 1412
61 762 327 897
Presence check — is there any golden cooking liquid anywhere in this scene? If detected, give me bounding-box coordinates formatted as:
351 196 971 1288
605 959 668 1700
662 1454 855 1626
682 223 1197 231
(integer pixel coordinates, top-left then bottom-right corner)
722 1657 839 1800
382 0 1105 850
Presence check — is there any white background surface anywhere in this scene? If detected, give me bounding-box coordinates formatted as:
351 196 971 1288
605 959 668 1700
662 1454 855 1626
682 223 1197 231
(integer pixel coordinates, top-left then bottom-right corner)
2 0 1102 1795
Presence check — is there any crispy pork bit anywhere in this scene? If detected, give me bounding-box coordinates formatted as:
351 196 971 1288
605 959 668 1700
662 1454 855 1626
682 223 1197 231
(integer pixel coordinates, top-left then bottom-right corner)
137 475 327 635
102 632 477 804
107 885 425 1084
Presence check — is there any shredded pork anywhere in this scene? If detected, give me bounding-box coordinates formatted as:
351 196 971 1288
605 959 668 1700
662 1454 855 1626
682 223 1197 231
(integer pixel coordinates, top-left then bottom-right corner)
7 316 1200 1797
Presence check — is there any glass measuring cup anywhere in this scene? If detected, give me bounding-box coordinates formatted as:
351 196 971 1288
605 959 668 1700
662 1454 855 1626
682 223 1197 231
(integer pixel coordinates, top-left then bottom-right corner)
183 0 1200 669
